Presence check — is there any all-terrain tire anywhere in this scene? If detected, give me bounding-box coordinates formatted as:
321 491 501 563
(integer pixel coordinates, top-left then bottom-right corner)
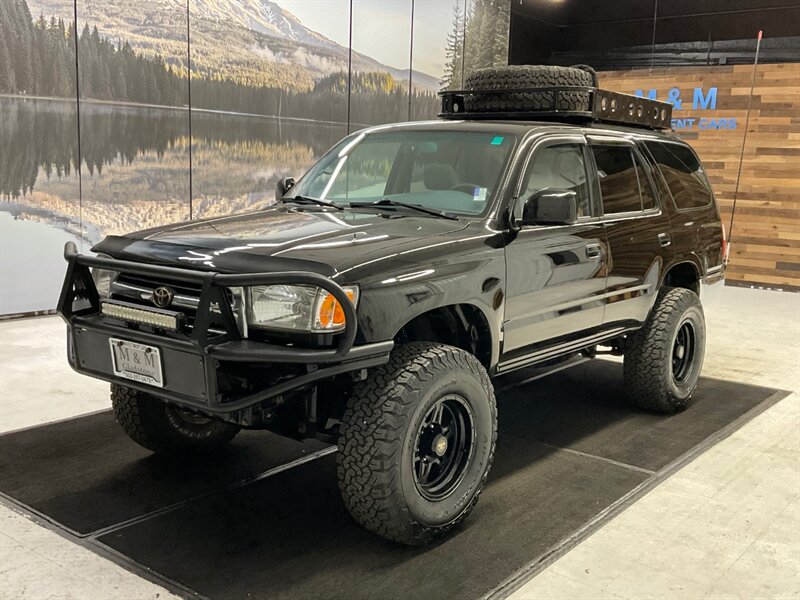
111 384 240 453
337 342 497 545
463 65 595 113
624 288 706 413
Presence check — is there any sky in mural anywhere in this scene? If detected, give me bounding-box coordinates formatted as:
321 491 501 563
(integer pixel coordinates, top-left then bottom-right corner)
278 0 456 78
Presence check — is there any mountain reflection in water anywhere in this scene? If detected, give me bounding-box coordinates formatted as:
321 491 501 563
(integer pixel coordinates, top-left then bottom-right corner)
0 97 346 244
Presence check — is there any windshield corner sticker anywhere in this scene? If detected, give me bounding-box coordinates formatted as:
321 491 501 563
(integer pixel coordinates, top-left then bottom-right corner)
490 136 504 145
473 187 488 203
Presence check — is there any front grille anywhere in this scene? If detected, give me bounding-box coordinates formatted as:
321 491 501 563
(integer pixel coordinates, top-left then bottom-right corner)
109 274 242 335
112 274 203 311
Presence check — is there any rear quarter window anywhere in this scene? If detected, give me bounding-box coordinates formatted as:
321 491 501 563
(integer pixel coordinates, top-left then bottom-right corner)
645 141 713 210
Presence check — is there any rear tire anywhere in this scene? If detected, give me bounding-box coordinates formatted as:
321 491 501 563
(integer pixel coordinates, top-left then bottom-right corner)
463 65 595 113
337 342 497 545
624 288 706 413
111 384 240 453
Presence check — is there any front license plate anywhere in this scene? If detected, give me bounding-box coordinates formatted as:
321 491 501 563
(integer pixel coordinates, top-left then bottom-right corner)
109 338 164 388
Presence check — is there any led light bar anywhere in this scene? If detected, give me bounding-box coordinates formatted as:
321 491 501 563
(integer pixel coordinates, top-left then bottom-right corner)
101 301 181 330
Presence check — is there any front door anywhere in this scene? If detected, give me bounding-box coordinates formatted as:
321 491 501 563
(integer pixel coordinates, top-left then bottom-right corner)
501 134 608 369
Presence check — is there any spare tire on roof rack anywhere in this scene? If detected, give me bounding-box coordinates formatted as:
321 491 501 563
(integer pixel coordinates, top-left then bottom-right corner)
439 63 673 130
462 65 595 113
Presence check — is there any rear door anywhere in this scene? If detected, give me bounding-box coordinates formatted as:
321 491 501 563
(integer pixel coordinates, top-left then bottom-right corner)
501 133 608 367
643 140 724 273
587 135 675 328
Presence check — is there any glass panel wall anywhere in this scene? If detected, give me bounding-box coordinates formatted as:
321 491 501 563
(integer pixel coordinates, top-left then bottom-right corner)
462 0 511 78
350 0 413 126
188 0 350 219
0 0 512 315
75 0 191 242
412 0 464 118
0 0 81 314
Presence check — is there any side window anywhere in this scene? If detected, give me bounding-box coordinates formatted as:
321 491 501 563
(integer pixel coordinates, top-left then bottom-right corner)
591 145 642 214
633 152 658 210
644 141 713 210
521 144 592 217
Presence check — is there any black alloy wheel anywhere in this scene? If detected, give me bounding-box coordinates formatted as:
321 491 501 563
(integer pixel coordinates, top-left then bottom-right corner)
671 321 696 384
166 405 217 427
413 394 475 501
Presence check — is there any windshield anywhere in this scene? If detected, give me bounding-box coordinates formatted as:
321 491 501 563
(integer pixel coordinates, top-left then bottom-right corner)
286 130 516 216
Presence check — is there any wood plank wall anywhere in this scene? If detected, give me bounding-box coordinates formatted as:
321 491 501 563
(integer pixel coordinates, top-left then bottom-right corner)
599 63 800 291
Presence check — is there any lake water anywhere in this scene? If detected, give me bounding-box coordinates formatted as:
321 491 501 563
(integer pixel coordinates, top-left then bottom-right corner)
0 97 347 314
0 211 82 315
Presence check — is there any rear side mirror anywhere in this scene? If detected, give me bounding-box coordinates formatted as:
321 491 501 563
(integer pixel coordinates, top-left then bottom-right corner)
517 188 578 227
276 176 296 200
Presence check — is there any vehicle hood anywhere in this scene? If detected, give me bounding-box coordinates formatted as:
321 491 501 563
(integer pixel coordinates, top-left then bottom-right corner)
93 205 470 277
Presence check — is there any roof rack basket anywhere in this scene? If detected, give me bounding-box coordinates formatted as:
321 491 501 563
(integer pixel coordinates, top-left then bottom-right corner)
439 86 673 130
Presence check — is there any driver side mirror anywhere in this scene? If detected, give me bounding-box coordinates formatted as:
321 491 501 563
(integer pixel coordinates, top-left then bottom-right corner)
515 188 578 227
276 176 296 200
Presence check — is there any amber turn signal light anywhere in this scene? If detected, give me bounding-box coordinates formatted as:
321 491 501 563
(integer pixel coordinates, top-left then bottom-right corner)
315 288 358 331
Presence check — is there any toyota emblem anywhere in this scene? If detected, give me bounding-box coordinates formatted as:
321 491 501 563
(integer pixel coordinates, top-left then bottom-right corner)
151 286 174 308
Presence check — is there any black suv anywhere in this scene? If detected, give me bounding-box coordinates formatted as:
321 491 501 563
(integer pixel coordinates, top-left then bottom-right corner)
59 66 725 545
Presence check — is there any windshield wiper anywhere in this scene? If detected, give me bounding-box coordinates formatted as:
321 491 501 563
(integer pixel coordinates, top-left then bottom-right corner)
280 195 343 210
349 198 459 221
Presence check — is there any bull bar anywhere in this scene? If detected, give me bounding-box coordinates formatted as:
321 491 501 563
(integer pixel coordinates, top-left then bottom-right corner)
57 242 393 414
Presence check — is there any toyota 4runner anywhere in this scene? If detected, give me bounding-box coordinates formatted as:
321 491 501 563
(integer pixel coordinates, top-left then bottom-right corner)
58 65 726 545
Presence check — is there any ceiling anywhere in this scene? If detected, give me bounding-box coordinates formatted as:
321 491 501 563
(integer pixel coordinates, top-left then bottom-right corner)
509 0 800 67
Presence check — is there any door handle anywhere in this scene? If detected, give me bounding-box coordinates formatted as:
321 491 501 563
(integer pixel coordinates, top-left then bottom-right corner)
658 233 672 247
585 243 602 259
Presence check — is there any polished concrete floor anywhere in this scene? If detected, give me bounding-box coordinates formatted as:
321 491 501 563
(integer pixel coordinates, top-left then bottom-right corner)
1 285 798 599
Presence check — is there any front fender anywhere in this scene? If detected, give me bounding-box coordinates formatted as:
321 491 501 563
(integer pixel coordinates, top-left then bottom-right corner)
344 233 506 369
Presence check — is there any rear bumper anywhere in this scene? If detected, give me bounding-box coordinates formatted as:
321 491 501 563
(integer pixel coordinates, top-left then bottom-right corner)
59 242 393 414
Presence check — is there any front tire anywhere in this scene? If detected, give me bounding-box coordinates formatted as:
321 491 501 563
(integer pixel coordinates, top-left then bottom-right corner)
111 384 240 453
337 342 497 545
624 288 706 413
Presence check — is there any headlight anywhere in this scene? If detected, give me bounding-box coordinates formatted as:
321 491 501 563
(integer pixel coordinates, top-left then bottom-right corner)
246 284 358 333
91 267 118 298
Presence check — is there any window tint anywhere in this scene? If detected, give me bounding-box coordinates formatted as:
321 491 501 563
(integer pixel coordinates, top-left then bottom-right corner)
521 144 591 217
645 141 713 209
634 153 657 210
591 146 642 214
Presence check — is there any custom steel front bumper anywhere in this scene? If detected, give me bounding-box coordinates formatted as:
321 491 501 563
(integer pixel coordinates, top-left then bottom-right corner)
57 242 393 415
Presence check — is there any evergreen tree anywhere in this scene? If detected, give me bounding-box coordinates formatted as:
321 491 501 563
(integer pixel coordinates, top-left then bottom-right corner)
30 28 42 95
441 0 510 88
0 35 14 92
441 3 465 90
145 63 159 104
491 0 510 66
112 63 128 99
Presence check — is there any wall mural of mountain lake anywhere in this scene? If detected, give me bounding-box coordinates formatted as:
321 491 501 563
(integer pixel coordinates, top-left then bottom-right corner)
0 0 510 315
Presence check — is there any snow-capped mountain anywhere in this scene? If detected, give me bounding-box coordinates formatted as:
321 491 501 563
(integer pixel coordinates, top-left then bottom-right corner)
190 0 338 50
26 0 440 91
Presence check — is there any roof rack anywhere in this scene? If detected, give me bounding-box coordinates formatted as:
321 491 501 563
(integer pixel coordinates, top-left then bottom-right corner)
438 86 673 130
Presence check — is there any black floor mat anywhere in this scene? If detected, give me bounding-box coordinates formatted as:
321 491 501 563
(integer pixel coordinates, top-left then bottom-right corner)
0 361 783 600
0 412 328 535
496 360 775 472
98 438 646 600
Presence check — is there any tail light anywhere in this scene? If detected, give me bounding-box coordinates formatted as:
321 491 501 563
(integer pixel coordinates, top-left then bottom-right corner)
721 223 730 265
